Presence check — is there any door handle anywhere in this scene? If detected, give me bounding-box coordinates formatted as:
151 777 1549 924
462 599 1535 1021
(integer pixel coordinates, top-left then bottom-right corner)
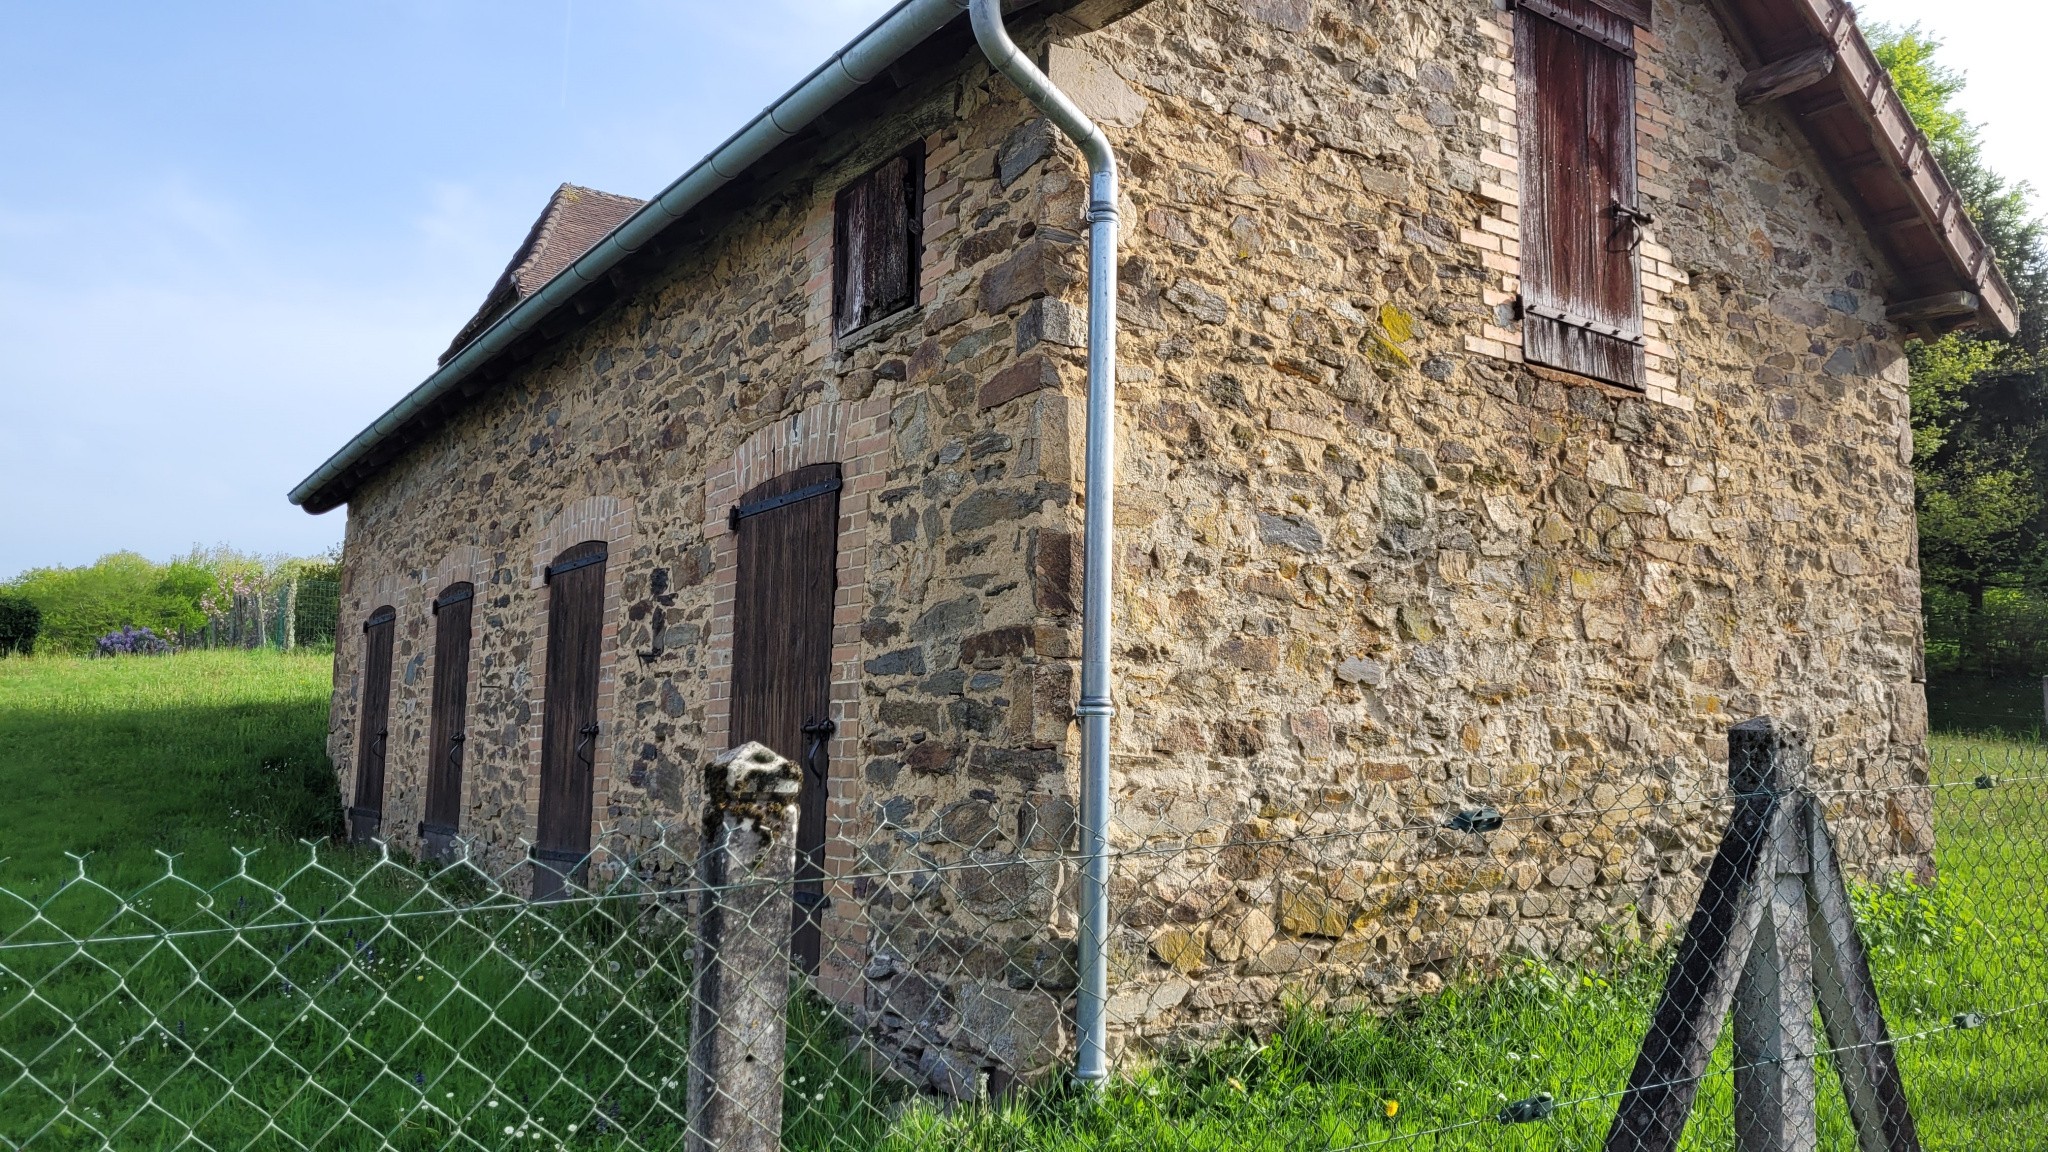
574 722 600 767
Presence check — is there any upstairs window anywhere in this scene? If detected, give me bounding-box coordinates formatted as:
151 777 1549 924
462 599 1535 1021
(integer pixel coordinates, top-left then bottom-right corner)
833 144 925 339
1516 0 1649 389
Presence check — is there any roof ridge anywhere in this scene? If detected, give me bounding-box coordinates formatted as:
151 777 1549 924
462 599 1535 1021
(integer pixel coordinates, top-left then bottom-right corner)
438 182 648 366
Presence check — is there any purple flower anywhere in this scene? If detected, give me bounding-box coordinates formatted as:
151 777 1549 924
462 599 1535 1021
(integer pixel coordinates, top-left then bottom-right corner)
97 626 170 656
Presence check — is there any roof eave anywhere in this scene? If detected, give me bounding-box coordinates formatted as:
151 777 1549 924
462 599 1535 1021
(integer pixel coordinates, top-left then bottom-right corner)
289 0 979 514
1712 0 2018 338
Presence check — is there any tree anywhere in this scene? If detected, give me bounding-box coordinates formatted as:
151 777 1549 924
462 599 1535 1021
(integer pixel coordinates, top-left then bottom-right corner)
5 553 210 653
0 592 39 656
1873 26 2048 673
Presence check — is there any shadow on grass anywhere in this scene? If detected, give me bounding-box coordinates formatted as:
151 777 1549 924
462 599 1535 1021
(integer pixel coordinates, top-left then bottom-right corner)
0 695 341 892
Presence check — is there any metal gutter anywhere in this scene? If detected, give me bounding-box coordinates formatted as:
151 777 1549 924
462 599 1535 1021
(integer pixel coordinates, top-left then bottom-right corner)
289 0 972 512
968 0 1120 1088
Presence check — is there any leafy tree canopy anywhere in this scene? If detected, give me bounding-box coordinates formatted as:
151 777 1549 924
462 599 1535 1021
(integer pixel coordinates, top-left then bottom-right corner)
3 547 337 655
1873 26 2048 672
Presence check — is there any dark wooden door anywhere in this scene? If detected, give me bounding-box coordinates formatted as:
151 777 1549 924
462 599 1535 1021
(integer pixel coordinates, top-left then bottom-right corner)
730 462 841 973
349 605 396 844
536 542 606 896
422 582 474 852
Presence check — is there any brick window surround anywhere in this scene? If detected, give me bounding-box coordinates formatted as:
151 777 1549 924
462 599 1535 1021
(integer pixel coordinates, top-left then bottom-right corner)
1466 3 1694 412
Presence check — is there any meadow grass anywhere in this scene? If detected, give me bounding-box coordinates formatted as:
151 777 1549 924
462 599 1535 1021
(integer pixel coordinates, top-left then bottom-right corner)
0 654 2041 1148
0 650 340 892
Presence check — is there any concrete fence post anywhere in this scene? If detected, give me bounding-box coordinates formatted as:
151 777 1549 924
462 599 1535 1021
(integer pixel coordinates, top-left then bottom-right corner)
687 742 800 1152
284 578 298 652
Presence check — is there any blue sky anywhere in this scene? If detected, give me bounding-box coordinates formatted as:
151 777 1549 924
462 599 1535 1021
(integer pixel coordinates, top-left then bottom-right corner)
0 0 900 580
1 0 2041 581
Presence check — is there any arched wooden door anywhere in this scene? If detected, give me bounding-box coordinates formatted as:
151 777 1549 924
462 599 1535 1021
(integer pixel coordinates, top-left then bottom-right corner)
534 542 607 899
348 605 396 844
730 463 841 974
421 581 474 859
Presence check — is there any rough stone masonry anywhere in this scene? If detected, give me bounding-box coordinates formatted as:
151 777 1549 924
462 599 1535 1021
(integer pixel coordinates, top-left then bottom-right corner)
321 0 1951 1092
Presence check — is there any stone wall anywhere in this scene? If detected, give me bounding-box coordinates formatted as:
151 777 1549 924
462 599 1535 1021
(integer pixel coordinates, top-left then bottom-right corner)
1050 0 1932 1052
325 0 1933 1090
328 34 1102 1090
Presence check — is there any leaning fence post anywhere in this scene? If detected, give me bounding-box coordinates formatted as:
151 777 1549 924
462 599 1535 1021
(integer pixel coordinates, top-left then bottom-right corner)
1607 718 1925 1152
1731 720 1818 1152
687 743 800 1152
1604 719 1785 1152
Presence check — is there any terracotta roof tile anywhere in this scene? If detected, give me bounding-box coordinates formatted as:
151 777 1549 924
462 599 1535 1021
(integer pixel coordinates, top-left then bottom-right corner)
440 184 646 365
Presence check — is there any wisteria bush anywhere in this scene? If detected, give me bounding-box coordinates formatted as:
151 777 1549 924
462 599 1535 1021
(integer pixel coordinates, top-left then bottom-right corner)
96 625 171 657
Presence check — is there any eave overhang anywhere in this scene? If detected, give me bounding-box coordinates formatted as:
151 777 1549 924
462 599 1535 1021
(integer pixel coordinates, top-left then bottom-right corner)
1710 0 2018 339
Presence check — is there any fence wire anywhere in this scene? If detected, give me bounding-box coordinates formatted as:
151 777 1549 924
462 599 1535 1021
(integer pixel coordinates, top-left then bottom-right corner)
0 740 2041 1150
174 580 341 654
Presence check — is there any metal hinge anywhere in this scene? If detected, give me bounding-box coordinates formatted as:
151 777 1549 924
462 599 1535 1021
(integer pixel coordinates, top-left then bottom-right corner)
728 478 843 530
545 549 607 583
1523 301 1648 346
432 585 474 614
1508 0 1638 56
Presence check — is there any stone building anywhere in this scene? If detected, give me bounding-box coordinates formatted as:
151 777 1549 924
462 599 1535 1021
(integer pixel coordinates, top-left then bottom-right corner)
292 0 2013 1086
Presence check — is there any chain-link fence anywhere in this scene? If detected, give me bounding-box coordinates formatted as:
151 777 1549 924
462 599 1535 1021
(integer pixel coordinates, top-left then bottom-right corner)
173 580 340 654
0 730 2041 1150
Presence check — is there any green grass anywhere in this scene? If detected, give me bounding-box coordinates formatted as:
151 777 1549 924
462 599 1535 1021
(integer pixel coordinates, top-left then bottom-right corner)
0 655 2041 1149
0 652 890 1150
0 650 341 891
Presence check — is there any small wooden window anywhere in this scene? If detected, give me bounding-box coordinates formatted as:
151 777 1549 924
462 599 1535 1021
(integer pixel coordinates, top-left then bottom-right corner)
833 144 924 339
349 605 397 844
535 542 607 896
1516 0 1647 389
422 582 474 851
730 463 842 973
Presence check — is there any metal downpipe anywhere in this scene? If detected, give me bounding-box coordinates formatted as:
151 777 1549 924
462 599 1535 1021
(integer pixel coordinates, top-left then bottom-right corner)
967 0 1119 1089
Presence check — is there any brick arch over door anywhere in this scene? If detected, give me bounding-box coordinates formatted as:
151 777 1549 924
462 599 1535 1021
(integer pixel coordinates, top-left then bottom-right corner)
522 496 635 893
704 397 889 995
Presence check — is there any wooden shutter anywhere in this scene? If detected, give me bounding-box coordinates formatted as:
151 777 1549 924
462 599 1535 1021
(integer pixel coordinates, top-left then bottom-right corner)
535 542 607 893
1517 0 1647 389
422 582 474 847
833 144 924 338
730 463 842 973
349 605 397 844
